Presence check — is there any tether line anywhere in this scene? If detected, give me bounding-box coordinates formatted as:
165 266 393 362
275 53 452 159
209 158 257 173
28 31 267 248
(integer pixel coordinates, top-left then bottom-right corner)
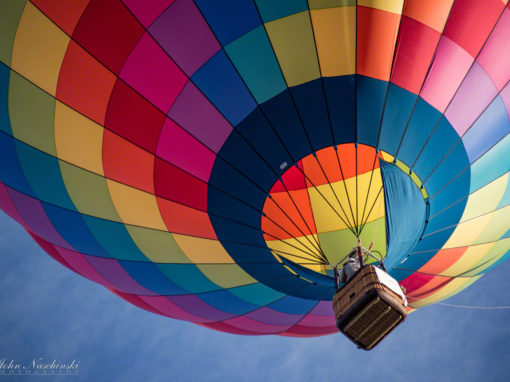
406 296 510 310
263 225 327 263
265 195 325 257
312 153 356 232
334 146 358 235
357 151 381 236
359 186 383 234
279 180 326 256
295 164 359 238
268 246 327 264
355 146 359 235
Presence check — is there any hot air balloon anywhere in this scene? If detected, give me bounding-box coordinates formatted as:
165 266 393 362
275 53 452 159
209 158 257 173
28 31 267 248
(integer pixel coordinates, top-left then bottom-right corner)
1 0 509 339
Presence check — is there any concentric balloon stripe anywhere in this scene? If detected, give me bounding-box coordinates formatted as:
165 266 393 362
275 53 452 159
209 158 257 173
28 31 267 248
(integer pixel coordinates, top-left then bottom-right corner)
0 0 509 336
262 144 390 274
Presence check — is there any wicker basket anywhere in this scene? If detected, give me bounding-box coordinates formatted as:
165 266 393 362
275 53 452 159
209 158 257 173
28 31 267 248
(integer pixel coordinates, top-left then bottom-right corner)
332 265 407 350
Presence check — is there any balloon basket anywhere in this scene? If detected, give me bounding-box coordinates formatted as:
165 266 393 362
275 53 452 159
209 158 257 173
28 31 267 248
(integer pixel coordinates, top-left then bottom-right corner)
333 265 407 350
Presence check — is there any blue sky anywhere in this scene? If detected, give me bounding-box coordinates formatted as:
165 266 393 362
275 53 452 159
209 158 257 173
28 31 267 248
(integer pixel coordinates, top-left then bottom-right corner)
1 209 510 382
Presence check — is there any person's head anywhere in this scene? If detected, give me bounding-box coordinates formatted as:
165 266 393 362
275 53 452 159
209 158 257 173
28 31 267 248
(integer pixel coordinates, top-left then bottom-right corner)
345 258 357 266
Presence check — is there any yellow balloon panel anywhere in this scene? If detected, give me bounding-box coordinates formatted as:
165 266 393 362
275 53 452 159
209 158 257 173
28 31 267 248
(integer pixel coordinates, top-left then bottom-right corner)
457 173 508 222
466 238 510 276
310 6 356 77
442 213 493 249
173 235 235 264
11 2 69 96
474 205 510 245
308 169 384 233
359 0 404 14
196 264 257 289
54 102 105 176
266 234 323 266
106 179 167 231
441 242 495 277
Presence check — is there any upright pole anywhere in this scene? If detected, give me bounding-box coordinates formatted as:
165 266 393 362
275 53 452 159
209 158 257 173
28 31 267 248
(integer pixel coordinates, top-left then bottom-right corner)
357 237 364 267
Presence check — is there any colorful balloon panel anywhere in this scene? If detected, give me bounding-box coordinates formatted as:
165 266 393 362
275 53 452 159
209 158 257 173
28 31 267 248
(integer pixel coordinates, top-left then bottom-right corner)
0 0 509 337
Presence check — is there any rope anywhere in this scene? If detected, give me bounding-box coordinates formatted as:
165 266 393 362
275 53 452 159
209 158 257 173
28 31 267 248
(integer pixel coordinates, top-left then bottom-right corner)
434 302 510 310
407 296 510 310
313 154 356 232
334 147 357 235
358 186 383 234
369 192 384 250
358 152 379 237
295 165 359 238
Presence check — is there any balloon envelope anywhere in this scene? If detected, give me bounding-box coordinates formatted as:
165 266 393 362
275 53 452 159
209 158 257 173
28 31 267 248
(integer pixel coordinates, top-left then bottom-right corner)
0 0 509 336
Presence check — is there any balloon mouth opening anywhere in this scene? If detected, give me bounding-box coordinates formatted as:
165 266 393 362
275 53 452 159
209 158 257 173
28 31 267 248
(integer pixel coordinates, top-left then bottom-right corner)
260 143 428 279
